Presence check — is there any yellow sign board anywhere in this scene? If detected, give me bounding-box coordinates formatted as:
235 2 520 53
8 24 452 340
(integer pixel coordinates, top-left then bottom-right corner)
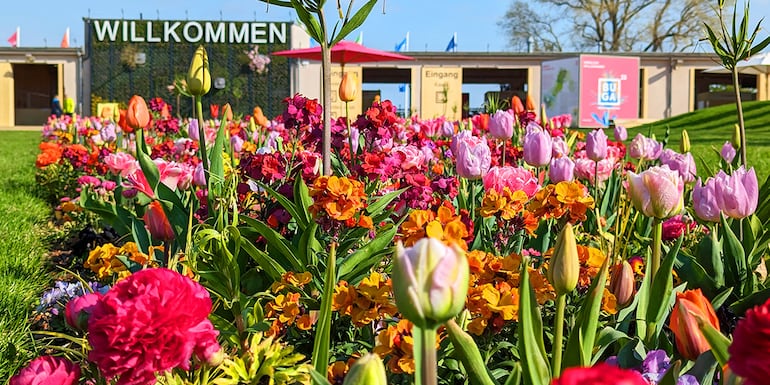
96 103 120 121
330 66 363 119
420 67 462 120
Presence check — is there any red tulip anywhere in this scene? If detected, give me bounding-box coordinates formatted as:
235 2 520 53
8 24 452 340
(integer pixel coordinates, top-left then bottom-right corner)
552 363 646 385
126 95 150 130
117 109 132 133
669 289 719 360
210 104 220 119
143 201 175 241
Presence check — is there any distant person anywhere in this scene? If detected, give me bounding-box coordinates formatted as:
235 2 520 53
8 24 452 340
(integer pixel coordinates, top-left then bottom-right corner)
51 94 63 118
63 93 75 117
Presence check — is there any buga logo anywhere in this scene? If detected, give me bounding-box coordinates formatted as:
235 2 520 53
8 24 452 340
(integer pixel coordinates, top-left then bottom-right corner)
598 78 621 107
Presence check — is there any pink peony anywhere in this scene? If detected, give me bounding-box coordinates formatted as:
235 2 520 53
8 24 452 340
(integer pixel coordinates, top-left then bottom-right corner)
483 166 539 198
10 356 80 385
87 268 220 385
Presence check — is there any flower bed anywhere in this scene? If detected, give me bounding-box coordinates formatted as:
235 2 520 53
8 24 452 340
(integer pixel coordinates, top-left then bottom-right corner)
13 57 770 385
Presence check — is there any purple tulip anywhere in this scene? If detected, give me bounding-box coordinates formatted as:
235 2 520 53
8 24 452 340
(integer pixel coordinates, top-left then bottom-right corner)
721 141 736 163
522 127 552 167
692 178 721 222
586 129 609 161
659 149 697 183
627 165 684 219
629 133 663 161
440 120 455 137
714 166 758 219
614 124 628 142
549 156 575 183
230 135 244 153
488 109 515 140
552 136 568 158
188 119 200 141
454 135 491 180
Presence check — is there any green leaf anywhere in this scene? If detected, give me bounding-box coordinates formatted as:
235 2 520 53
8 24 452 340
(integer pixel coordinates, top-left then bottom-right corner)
240 238 286 282
131 217 152 254
208 118 226 196
696 315 731 367
517 259 550 385
645 236 683 340
312 245 336 375
290 0 323 42
445 320 499 385
720 214 750 296
257 180 307 230
156 183 190 244
338 224 398 282
674 252 718 298
710 287 734 310
658 360 681 385
366 187 408 216
310 369 332 385
293 175 313 227
239 215 303 271
257 0 294 7
730 285 770 315
331 0 378 45
134 128 160 194
563 257 610 368
298 221 322 268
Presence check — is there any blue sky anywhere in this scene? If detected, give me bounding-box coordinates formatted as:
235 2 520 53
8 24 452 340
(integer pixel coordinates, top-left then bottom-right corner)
3 0 770 110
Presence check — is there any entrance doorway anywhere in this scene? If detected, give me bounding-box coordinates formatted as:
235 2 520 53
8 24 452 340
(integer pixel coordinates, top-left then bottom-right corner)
12 63 59 125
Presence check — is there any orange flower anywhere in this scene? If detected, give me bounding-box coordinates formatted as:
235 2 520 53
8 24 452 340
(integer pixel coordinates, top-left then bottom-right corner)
253 106 269 127
528 181 594 223
309 176 367 221
601 288 618 315
338 72 358 102
332 272 396 327
36 143 62 168
526 94 536 111
479 187 528 220
118 109 131 133
271 271 313 292
670 289 720 361
126 95 150 130
399 204 469 248
328 359 355 384
511 95 525 115
143 201 175 241
373 319 439 375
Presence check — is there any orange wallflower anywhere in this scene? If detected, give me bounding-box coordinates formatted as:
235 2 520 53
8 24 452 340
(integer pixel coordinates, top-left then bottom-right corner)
271 271 313 292
479 187 528 220
332 272 396 327
601 288 618 315
399 204 469 248
84 242 152 280
373 319 440 374
544 244 606 288
36 142 63 168
309 176 367 221
527 181 595 223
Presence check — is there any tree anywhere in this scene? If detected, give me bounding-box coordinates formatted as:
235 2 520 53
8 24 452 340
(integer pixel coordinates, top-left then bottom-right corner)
499 0 721 52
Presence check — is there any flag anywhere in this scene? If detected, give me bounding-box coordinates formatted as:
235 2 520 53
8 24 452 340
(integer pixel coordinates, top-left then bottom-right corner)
445 33 457 52
355 31 363 44
398 84 406 92
60 27 70 48
395 32 409 52
7 27 19 47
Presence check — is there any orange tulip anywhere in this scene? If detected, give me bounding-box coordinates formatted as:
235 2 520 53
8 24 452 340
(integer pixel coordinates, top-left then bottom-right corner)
252 106 269 127
511 95 525 115
222 103 233 122
669 289 720 360
118 109 132 133
126 95 150 130
143 201 175 241
338 72 358 102
525 94 536 111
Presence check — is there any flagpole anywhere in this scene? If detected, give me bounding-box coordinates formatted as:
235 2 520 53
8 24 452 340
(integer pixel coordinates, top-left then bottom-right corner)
17 27 20 47
453 32 457 52
405 31 410 51
405 31 410 115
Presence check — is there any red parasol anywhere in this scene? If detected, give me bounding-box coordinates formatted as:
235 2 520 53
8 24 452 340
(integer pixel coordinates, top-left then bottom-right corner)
271 40 413 67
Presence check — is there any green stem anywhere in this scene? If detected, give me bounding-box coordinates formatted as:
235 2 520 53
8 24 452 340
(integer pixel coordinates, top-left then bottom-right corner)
502 140 506 166
732 68 747 168
195 97 210 216
415 326 438 385
552 294 567 377
445 320 496 385
312 242 336 375
650 218 662 280
346 101 355 168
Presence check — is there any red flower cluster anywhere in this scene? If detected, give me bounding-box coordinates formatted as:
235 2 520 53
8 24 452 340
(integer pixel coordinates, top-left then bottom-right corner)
728 297 770 385
552 363 647 385
87 268 220 385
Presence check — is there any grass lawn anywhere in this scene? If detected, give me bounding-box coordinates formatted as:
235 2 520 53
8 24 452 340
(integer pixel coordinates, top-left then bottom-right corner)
0 131 50 380
629 100 770 182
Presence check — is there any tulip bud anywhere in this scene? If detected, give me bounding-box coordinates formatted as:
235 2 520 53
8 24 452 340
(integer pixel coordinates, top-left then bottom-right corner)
669 289 720 361
732 124 741 149
586 129 609 161
126 95 150 131
525 94 536 111
540 103 549 127
547 223 579 295
609 261 635 308
393 238 470 329
522 127 553 167
680 130 691 153
187 45 211 96
342 353 387 385
488 109 515 140
338 72 358 103
253 106 269 127
64 293 102 331
144 201 175 241
222 103 233 122
511 95 525 115
613 124 628 142
627 165 684 219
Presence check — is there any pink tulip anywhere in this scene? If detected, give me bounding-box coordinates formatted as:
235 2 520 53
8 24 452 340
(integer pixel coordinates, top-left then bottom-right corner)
230 135 244 153
104 152 139 177
454 135 491 180
714 167 758 219
721 142 736 163
154 159 185 191
392 145 427 171
659 149 697 183
692 178 721 222
450 130 473 155
488 109 515 140
574 158 614 186
10 356 80 385
552 136 568 158
586 129 608 161
144 201 175 241
522 127 553 167
65 292 102 331
549 156 575 183
483 166 539 198
193 163 207 187
614 124 628 142
627 165 684 219
123 169 155 199
629 133 662 161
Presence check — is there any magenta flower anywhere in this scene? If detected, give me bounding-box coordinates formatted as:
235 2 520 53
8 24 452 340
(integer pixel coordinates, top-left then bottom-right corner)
549 156 575 183
714 166 758 219
627 165 684 219
586 129 608 161
65 292 102 331
614 124 628 142
522 127 553 167
692 178 721 222
10 356 80 385
662 215 696 241
721 141 736 163
659 149 697 183
483 166 539 198
488 109 515 140
629 133 662 161
392 145 427 171
454 135 491 180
